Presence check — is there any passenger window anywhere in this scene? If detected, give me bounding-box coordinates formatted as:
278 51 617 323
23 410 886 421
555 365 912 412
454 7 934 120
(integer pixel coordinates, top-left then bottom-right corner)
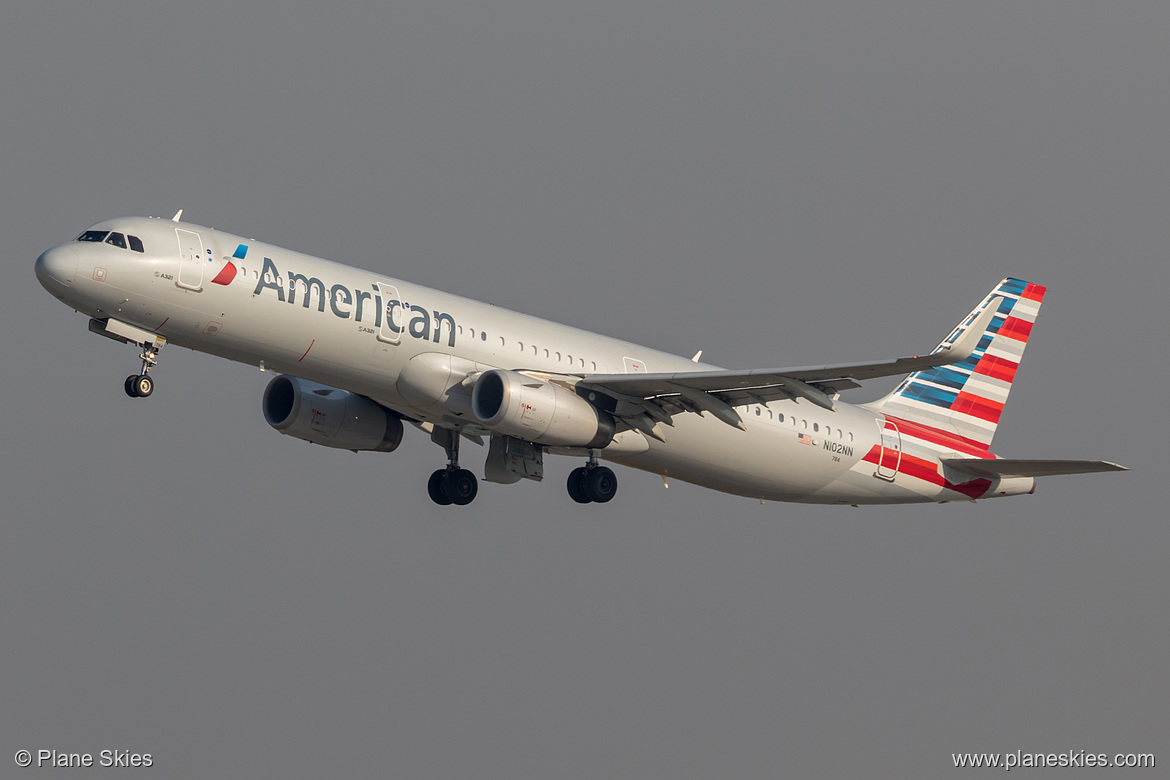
813 423 819 432
755 407 761 416
77 230 108 242
127 235 145 253
518 342 524 351
590 361 597 371
778 413 784 422
105 232 127 249
566 354 572 364
480 331 487 342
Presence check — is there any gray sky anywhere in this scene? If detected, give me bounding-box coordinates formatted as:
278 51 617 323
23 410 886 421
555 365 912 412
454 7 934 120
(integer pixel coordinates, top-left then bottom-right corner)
2 2 1165 777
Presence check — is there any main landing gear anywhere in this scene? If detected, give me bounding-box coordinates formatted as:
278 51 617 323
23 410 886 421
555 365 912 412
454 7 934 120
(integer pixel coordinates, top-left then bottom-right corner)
124 340 164 398
567 452 617 504
427 427 479 506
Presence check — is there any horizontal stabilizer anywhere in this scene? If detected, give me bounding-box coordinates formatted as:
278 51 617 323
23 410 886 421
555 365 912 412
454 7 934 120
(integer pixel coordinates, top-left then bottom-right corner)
941 458 1128 479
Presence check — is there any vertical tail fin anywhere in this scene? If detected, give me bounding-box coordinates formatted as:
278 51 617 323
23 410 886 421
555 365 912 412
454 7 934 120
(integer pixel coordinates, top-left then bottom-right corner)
873 278 1047 448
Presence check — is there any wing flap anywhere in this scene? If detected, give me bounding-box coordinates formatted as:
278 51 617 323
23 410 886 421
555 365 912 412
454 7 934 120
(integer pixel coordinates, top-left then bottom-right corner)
941 458 1128 479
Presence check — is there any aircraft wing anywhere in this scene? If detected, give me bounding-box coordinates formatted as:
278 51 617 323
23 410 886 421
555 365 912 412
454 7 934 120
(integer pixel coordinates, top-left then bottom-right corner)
576 302 1001 440
940 459 1129 478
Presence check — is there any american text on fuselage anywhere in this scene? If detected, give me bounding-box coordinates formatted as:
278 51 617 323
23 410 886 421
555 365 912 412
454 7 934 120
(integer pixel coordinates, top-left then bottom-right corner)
253 257 457 347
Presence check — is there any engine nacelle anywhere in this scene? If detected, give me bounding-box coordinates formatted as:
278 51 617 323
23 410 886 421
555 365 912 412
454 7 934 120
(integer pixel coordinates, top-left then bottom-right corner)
471 369 614 448
262 375 403 452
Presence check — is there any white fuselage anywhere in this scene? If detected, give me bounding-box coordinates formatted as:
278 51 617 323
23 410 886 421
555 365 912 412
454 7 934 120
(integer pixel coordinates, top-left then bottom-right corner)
35 216 1032 505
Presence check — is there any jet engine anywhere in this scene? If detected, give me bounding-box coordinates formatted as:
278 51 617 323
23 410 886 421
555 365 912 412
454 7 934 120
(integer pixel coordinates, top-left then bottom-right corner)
262 375 403 452
471 369 614 448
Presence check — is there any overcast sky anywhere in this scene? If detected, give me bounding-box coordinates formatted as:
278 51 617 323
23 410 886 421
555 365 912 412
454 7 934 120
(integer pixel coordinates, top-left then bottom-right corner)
2 2 1165 777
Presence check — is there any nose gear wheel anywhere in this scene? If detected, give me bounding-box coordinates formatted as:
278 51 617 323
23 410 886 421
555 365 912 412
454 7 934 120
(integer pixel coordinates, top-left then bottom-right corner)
123 339 164 399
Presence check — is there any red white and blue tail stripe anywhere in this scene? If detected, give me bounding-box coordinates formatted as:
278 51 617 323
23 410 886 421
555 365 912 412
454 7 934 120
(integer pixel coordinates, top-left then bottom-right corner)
873 277 1046 448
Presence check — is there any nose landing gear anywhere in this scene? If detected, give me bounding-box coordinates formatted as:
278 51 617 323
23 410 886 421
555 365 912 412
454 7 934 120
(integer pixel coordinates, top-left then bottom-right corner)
124 340 164 398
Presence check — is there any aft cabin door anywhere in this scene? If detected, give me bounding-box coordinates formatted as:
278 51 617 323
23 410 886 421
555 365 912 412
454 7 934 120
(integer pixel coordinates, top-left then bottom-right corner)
875 421 901 481
175 229 205 291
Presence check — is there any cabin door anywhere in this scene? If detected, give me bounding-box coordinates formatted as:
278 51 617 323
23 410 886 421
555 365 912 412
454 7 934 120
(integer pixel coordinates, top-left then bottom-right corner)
375 282 402 344
875 421 901 481
176 229 205 291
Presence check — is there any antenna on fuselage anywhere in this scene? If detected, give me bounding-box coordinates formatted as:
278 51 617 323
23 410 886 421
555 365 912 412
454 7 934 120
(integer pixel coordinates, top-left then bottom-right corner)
171 209 183 222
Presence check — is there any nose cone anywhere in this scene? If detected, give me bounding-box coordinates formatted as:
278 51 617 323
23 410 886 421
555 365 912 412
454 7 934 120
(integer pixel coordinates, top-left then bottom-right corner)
35 245 78 292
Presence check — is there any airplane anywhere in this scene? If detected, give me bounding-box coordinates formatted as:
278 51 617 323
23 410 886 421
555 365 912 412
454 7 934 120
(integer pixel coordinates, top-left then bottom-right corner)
34 212 1125 507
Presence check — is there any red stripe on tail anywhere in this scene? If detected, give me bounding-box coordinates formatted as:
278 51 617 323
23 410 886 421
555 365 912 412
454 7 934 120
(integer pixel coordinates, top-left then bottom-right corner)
973 354 1019 383
996 316 1033 342
861 446 993 499
952 391 1004 423
1021 283 1047 302
882 415 995 457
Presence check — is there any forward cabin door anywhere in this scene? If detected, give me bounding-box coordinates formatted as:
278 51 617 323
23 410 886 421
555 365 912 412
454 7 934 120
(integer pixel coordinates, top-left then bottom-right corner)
875 420 901 481
370 280 402 366
175 229 205 291
375 281 402 345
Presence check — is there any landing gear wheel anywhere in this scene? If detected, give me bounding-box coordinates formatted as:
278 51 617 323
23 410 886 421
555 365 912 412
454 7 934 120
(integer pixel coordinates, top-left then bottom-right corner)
447 469 479 506
428 469 453 505
133 374 154 398
567 467 591 504
124 375 140 398
584 466 617 503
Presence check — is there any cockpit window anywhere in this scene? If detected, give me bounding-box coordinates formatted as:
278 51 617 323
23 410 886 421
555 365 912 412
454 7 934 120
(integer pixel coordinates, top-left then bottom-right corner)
74 229 146 252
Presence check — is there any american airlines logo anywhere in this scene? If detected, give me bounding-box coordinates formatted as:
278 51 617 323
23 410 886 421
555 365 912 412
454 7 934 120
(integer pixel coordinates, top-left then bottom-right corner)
250 257 457 347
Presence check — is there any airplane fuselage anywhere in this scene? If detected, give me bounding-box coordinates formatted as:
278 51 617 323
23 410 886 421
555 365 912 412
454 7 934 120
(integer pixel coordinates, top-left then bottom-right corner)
35 215 1055 505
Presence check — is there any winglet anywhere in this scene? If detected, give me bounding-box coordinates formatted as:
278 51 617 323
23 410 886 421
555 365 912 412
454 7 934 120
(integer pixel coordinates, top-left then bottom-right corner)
942 297 1002 364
